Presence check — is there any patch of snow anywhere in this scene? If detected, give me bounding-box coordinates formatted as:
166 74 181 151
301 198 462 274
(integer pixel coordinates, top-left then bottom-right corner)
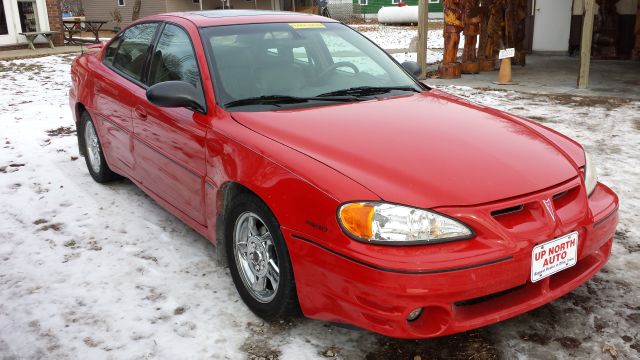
391 50 446 64
433 85 640 360
350 23 454 50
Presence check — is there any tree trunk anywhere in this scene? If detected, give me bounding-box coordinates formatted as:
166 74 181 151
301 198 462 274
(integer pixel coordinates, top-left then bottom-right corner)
132 0 142 21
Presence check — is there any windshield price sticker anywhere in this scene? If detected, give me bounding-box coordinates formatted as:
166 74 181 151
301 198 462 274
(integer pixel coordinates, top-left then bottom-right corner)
531 232 578 282
499 48 515 59
289 23 326 29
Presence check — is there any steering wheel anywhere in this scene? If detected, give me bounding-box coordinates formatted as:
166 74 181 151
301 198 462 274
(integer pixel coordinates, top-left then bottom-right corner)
316 61 360 81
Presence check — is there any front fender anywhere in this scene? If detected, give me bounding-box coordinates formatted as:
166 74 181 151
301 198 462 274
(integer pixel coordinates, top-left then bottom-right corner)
203 111 379 253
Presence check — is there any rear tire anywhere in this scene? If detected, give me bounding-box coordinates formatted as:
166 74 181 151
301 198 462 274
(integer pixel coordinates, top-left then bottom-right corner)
80 111 119 183
226 193 300 320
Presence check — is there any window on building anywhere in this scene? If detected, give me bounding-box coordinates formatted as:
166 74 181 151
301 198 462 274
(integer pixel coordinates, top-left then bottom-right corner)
118 0 125 6
391 0 399 4
358 0 367 6
17 0 39 32
110 23 159 81
0 0 8 35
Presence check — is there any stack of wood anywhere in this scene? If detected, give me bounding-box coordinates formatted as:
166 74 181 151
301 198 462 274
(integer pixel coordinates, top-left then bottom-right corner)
439 0 528 79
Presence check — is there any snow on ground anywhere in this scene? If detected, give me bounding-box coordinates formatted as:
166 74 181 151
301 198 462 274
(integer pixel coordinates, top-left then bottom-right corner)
352 22 454 65
439 86 640 359
390 50 446 65
350 23 450 50
1 54 639 360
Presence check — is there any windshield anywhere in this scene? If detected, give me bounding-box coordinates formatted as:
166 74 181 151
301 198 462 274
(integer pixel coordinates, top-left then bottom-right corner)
200 22 424 110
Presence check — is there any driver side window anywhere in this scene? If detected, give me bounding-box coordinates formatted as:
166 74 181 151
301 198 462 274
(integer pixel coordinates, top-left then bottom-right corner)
110 23 158 82
148 23 202 93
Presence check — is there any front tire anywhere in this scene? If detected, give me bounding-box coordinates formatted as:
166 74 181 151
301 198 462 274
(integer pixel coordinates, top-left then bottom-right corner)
80 111 119 183
226 193 300 320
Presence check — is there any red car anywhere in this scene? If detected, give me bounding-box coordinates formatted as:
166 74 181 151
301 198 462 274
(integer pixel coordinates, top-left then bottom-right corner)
69 10 619 338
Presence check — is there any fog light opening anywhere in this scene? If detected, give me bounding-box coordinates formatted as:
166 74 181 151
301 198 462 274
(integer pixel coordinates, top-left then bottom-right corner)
407 307 424 322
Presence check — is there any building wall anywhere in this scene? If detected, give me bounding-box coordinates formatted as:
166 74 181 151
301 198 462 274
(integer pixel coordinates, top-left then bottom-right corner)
46 0 64 45
572 0 638 15
569 0 638 58
166 0 202 12
202 0 223 10
82 0 167 30
616 0 639 14
0 0 63 49
354 0 443 15
228 0 275 10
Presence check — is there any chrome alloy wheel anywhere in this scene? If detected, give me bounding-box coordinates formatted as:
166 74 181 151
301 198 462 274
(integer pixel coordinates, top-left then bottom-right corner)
233 212 280 303
84 121 101 174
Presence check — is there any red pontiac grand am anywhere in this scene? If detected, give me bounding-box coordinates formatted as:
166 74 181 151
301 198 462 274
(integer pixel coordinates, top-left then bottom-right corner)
69 10 619 338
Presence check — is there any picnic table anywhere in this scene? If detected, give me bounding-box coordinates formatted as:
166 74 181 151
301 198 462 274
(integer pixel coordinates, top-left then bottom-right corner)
63 20 109 44
19 31 58 50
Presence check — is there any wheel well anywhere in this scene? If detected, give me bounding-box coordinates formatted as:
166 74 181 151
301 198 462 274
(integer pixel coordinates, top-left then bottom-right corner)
75 103 88 156
215 181 259 267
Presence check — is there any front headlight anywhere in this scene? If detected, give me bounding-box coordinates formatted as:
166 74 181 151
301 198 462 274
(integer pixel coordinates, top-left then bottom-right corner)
338 202 473 245
584 150 598 196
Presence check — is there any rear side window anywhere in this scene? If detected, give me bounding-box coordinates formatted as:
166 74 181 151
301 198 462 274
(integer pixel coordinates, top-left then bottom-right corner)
148 24 202 90
110 23 158 81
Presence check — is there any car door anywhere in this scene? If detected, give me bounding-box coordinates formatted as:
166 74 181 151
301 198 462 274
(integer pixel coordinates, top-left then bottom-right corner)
93 22 159 176
132 22 208 225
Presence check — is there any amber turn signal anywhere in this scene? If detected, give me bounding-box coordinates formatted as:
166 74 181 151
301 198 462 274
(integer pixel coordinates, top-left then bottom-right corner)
338 203 375 240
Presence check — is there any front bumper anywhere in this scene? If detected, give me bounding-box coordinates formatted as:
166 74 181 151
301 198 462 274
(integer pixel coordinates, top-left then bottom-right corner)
284 180 618 338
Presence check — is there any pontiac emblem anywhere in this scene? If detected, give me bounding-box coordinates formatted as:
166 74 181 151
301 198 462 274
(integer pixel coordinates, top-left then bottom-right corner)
543 198 555 221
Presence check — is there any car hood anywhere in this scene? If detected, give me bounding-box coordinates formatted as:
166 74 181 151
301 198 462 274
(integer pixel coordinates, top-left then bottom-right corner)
230 91 579 208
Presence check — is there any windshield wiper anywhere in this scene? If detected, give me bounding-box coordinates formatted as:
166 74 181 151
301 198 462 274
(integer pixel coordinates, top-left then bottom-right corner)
317 86 422 98
224 95 359 108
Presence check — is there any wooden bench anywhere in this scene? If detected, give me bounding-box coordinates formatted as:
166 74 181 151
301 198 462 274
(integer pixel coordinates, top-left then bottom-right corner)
19 31 58 50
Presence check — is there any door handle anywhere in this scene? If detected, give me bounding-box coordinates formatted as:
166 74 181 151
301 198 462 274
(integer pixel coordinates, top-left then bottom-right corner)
133 105 147 120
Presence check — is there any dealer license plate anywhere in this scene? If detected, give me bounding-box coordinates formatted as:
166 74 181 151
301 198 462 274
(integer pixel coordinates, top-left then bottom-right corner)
531 231 579 283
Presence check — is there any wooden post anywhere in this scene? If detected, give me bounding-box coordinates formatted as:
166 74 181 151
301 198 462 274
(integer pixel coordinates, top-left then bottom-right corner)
417 0 429 79
578 0 596 89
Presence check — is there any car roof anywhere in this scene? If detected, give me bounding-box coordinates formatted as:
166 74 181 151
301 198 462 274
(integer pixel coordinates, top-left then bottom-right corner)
155 10 339 27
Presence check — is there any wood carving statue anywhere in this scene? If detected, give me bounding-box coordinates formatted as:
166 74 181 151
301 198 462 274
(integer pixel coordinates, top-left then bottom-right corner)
439 0 464 78
632 0 640 60
478 0 507 71
512 0 528 65
593 0 619 59
477 0 492 72
461 0 481 73
504 0 527 65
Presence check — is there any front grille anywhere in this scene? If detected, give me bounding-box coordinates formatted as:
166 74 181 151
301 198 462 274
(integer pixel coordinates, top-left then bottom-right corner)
454 284 527 307
491 205 525 217
487 179 584 232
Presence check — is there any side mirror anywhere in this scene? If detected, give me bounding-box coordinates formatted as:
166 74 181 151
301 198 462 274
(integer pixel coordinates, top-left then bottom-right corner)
146 81 205 112
401 61 422 78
